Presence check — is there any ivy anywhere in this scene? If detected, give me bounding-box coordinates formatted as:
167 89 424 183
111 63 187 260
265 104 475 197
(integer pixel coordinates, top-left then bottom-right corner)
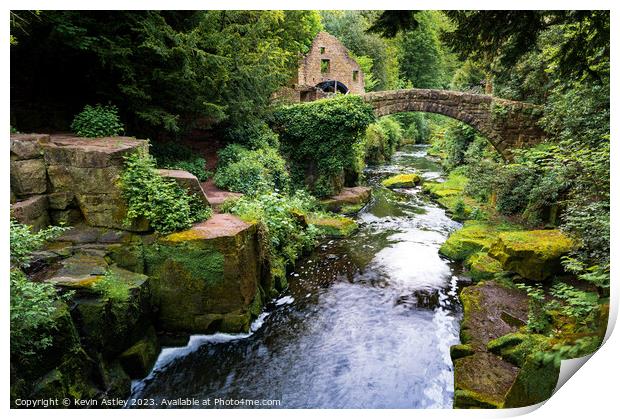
273 95 375 197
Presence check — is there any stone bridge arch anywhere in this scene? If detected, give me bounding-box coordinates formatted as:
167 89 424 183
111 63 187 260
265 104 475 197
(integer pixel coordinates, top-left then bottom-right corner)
362 89 546 159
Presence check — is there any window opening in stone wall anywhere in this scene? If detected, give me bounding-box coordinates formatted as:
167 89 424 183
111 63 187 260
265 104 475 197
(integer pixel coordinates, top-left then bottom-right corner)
353 70 359 81
320 47 325 54
321 59 330 74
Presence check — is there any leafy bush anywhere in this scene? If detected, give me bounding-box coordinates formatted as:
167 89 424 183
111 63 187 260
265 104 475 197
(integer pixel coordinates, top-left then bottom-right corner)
273 95 375 197
151 142 210 181
70 104 124 137
10 221 71 363
222 191 319 265
120 152 212 234
225 121 280 150
10 269 62 362
10 220 68 268
363 116 403 164
214 144 290 195
515 283 550 334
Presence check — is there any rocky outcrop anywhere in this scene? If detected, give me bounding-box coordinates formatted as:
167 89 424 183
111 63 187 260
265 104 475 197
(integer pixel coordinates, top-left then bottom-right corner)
43 136 150 231
488 230 574 281
381 173 421 188
145 214 263 333
320 186 371 213
452 281 560 408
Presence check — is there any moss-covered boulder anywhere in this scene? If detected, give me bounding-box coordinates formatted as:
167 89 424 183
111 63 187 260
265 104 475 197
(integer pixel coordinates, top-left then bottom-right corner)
465 251 503 281
503 355 560 408
118 326 160 378
145 214 262 333
487 333 551 368
307 215 358 238
454 351 520 408
488 230 574 281
381 173 421 188
440 221 518 262
320 186 371 213
454 281 530 409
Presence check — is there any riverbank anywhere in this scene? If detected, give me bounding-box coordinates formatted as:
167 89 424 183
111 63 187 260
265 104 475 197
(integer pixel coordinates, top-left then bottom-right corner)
422 164 609 408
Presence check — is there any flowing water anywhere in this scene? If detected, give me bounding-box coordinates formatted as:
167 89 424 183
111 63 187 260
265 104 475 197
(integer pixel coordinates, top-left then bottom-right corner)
129 145 467 409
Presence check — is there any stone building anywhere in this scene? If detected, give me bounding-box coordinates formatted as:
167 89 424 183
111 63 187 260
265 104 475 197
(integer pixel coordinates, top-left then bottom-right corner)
277 31 365 102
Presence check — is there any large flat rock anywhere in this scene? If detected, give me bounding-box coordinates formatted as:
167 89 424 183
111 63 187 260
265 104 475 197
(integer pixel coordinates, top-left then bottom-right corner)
320 186 372 212
42 136 149 168
11 195 50 231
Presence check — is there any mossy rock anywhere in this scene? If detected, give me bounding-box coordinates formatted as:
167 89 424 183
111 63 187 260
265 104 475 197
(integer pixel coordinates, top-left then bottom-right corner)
118 326 160 379
308 215 358 238
453 351 520 409
381 173 421 188
440 221 521 262
503 355 560 408
450 344 475 361
145 215 262 333
422 171 468 198
465 251 503 281
487 332 551 368
488 230 575 281
319 186 371 213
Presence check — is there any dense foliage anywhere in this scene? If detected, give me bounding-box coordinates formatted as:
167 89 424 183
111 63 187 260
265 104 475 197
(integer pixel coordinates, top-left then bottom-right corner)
363 116 404 164
119 152 212 234
70 104 124 137
10 10 322 136
222 191 320 267
10 221 69 364
214 143 290 195
273 95 375 197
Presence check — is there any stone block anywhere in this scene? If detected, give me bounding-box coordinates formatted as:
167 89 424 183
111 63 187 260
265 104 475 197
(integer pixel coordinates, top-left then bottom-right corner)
42 136 149 168
11 195 50 231
157 169 210 206
145 214 261 333
10 159 47 196
10 133 50 160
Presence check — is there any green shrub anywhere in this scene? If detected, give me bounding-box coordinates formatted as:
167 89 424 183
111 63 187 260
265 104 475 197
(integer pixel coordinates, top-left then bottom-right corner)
10 269 62 362
214 144 290 195
222 191 319 265
70 104 124 137
364 124 389 164
225 121 280 150
272 95 375 197
10 220 68 268
120 152 212 234
9 221 71 363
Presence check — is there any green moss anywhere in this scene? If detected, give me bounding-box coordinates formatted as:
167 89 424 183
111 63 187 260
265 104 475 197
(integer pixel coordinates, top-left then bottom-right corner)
488 230 575 281
503 355 560 408
487 333 551 368
465 251 504 281
381 173 421 188
454 389 502 409
459 288 482 345
450 344 475 361
308 215 358 238
440 221 519 262
423 172 468 198
339 202 366 215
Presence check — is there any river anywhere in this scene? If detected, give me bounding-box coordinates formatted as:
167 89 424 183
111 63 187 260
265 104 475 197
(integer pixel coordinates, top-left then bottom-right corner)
129 144 466 408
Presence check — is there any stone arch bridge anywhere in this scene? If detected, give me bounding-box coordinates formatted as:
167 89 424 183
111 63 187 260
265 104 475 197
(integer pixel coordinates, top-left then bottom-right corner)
362 89 545 159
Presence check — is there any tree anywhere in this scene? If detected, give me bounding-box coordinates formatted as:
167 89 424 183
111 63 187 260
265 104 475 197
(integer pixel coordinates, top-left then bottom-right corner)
10 11 321 137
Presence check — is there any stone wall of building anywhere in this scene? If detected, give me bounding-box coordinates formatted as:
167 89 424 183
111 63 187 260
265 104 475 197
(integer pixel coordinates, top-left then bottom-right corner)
297 31 365 96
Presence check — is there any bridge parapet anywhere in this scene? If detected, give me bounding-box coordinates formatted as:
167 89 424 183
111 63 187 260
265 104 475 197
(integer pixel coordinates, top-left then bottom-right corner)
362 89 545 159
